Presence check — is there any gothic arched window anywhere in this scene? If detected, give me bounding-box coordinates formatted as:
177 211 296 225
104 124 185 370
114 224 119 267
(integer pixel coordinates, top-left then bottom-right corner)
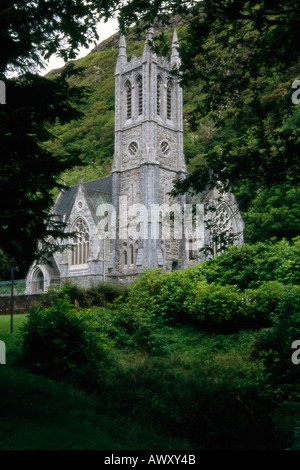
125 80 132 119
32 269 44 294
123 242 128 266
209 204 234 257
71 218 90 265
167 80 173 120
157 75 162 116
136 75 143 116
130 244 134 265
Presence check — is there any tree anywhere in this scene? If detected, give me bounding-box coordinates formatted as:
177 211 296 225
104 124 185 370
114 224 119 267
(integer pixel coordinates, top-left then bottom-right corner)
0 0 120 277
0 66 87 275
0 0 119 75
244 184 300 243
117 0 300 193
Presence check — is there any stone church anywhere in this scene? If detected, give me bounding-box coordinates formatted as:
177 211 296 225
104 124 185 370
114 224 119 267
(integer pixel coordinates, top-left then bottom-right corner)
26 29 244 293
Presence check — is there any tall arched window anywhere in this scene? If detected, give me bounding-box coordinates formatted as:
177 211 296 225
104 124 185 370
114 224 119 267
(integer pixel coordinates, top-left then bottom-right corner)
125 80 132 120
130 244 134 265
71 218 90 265
209 204 234 257
136 75 143 116
167 80 173 120
157 75 162 116
123 242 128 266
33 269 44 294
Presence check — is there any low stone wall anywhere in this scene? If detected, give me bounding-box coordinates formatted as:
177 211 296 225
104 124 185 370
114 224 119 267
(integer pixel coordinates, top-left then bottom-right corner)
0 294 41 314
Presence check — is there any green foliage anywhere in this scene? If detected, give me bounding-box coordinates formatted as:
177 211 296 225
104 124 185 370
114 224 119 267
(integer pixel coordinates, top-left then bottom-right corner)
0 0 126 274
242 282 299 329
251 290 300 400
121 239 300 333
61 281 129 308
98 328 282 450
103 305 172 356
19 292 112 387
0 248 16 281
123 268 192 324
185 281 242 331
197 237 300 289
169 1 300 193
0 66 89 275
0 0 117 74
5 313 296 450
244 185 300 243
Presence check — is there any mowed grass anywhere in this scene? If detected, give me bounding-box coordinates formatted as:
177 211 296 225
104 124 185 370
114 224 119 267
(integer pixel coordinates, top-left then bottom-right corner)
0 314 192 450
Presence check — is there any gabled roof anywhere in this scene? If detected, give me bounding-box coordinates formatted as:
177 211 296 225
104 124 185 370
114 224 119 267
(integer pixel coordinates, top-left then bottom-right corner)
84 176 112 194
53 175 112 223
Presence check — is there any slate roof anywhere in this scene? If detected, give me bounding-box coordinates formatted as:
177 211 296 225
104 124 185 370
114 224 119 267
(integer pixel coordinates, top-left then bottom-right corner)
53 175 112 223
84 176 112 194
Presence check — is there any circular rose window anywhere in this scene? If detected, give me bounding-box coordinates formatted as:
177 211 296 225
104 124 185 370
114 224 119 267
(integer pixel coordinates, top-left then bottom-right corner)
128 141 138 155
161 141 170 155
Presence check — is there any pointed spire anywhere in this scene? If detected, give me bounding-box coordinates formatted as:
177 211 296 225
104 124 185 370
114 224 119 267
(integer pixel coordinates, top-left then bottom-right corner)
143 27 154 54
171 28 180 67
117 34 127 65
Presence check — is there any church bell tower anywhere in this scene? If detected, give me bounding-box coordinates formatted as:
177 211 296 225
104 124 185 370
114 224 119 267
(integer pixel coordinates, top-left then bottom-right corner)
109 28 187 280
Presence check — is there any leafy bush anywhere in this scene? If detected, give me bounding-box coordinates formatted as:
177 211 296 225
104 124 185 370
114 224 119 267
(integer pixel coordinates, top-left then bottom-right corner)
123 261 300 333
105 304 172 355
60 281 129 308
241 282 299 328
251 290 300 400
98 329 278 450
124 268 193 325
185 281 243 331
196 237 300 289
19 293 113 387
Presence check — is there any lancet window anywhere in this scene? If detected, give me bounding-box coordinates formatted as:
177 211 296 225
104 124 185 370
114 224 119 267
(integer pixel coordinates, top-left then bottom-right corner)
209 204 234 257
136 75 143 116
71 218 90 265
167 80 173 120
157 75 162 116
125 80 132 120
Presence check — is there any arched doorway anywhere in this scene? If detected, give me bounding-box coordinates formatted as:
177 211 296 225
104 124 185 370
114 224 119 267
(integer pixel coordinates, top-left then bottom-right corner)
32 269 44 294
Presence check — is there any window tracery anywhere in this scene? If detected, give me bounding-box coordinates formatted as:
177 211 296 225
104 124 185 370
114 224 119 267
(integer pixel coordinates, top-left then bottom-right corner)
209 204 234 257
71 218 90 265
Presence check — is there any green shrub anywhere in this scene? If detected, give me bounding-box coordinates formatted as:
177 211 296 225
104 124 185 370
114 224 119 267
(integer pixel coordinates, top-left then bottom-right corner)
124 269 193 325
123 270 300 333
251 289 300 400
196 237 300 289
88 281 130 304
19 293 113 387
107 304 172 355
185 281 243 331
57 282 129 308
107 238 300 335
241 282 299 328
98 330 277 450
60 283 89 307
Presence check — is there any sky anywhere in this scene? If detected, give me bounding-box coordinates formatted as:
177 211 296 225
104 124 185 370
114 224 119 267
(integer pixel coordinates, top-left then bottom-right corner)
40 18 119 75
